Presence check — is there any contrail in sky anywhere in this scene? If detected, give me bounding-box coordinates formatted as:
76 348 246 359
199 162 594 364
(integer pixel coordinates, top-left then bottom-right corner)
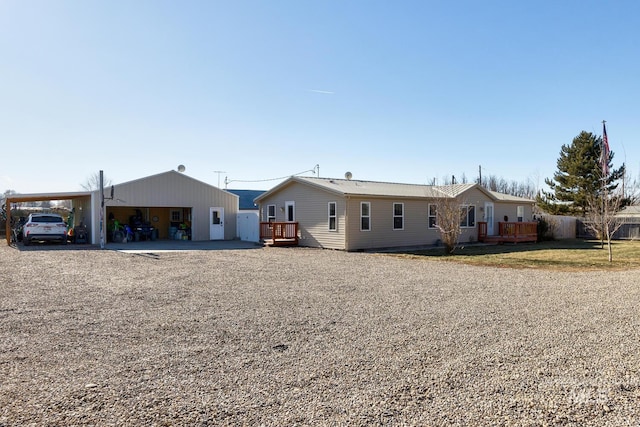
308 89 335 94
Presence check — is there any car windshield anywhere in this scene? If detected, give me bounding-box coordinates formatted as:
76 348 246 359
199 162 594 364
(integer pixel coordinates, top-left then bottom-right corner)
32 215 64 223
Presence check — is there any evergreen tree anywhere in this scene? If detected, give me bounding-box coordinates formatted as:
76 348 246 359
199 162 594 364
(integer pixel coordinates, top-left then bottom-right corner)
537 131 624 215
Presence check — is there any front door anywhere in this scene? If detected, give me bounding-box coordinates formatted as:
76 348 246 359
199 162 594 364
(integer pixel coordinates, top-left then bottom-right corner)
485 202 494 235
209 207 224 240
285 201 295 222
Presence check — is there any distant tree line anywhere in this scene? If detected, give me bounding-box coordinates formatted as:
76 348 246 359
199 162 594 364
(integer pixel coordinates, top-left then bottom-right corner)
430 173 537 199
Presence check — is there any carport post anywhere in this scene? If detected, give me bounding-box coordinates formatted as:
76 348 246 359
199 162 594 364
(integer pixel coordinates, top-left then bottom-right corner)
4 201 11 245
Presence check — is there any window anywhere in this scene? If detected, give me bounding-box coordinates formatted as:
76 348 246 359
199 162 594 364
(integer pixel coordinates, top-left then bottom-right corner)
393 203 404 230
266 204 276 222
328 202 337 231
460 205 476 228
517 206 524 222
428 204 437 228
360 202 370 231
170 209 182 222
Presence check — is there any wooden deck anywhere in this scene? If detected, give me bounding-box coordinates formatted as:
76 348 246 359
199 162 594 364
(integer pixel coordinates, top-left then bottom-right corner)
260 222 299 247
478 221 538 244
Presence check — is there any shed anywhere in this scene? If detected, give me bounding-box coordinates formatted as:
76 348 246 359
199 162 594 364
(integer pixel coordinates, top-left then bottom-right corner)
93 170 238 244
227 189 265 243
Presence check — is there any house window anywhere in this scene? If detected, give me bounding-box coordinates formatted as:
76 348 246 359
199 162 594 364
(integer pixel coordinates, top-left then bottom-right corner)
428 204 437 228
460 205 476 228
328 202 337 231
361 202 370 231
393 203 404 230
266 204 276 222
517 206 524 222
170 209 182 222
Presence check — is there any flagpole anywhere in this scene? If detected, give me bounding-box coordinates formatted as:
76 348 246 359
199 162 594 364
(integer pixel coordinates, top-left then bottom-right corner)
601 120 608 247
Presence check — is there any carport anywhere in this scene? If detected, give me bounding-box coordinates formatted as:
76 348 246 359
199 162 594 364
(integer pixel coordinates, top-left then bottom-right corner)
4 192 92 245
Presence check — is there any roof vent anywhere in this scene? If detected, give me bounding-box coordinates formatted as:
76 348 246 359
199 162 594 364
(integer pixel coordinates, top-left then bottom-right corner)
345 171 353 180
177 165 186 173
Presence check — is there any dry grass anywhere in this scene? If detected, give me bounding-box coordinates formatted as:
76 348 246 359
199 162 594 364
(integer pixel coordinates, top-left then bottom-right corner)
2 243 640 426
402 239 640 271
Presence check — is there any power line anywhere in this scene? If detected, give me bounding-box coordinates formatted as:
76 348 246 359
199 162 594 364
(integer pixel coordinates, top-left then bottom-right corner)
224 165 319 189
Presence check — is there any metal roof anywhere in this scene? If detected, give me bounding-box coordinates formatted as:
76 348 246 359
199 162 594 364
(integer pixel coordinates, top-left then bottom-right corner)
255 176 535 203
226 189 265 210
618 205 640 217
6 191 92 203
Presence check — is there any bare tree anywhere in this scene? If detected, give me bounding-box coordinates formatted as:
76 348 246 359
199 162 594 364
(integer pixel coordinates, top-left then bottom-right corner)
622 168 640 206
81 172 112 191
584 187 627 262
432 195 464 254
478 174 537 199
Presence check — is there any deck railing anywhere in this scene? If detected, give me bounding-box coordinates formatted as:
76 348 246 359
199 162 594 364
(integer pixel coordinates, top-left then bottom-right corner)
499 221 537 239
478 221 488 241
478 221 537 243
260 222 299 245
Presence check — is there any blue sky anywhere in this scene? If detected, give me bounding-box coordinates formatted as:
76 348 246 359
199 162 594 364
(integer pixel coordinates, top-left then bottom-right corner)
1 0 639 194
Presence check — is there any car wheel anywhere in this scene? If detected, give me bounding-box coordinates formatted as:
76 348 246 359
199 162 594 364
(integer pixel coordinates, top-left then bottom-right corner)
23 237 30 246
61 236 67 245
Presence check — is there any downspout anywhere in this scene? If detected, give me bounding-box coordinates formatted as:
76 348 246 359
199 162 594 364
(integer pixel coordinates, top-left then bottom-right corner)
344 196 350 251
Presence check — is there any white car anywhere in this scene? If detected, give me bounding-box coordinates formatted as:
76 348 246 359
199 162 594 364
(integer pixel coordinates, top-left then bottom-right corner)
22 213 68 246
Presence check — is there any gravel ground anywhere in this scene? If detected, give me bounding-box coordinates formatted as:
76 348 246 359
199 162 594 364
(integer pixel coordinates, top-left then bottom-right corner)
1 243 640 426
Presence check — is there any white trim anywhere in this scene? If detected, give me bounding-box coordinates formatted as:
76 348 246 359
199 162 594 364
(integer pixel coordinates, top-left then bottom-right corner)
484 202 494 235
460 204 476 228
285 201 295 222
393 202 404 230
266 204 276 222
360 201 371 231
328 201 337 231
428 204 437 229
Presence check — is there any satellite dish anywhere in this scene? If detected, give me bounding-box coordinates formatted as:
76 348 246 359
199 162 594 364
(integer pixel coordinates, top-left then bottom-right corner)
345 171 353 180
177 165 186 172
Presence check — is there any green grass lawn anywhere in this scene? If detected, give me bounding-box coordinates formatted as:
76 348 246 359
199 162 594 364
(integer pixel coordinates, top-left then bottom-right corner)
399 239 640 271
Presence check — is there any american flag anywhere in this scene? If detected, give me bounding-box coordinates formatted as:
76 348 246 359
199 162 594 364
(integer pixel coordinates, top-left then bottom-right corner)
601 121 610 176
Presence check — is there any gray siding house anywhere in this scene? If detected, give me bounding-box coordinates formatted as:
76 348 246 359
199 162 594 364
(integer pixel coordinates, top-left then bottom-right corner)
255 176 535 251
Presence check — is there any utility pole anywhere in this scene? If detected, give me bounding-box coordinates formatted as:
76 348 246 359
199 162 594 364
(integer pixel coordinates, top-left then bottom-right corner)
478 165 482 185
213 171 226 188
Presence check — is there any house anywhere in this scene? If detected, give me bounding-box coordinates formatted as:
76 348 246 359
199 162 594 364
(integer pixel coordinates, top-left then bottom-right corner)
615 206 640 239
5 170 240 246
227 189 265 243
575 205 640 240
254 176 536 251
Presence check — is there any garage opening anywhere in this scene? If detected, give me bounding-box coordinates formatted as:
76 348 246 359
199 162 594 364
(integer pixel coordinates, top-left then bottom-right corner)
3 192 92 246
105 206 193 242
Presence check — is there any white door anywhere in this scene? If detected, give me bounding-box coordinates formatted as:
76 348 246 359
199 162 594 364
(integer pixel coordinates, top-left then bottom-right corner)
485 202 494 235
285 201 295 222
209 207 224 240
237 212 259 242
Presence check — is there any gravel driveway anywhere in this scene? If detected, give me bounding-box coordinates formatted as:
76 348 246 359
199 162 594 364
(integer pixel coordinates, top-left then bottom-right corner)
2 243 640 426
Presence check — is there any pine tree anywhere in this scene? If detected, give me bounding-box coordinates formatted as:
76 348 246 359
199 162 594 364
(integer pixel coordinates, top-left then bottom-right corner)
537 131 624 215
